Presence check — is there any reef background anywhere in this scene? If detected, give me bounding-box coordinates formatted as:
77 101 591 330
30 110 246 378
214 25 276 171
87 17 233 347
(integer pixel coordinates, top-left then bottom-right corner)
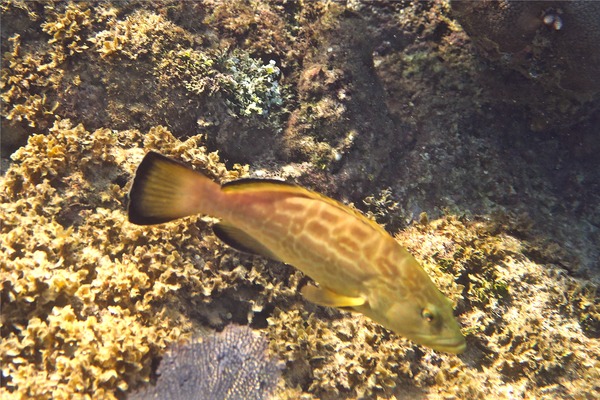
1 1 599 399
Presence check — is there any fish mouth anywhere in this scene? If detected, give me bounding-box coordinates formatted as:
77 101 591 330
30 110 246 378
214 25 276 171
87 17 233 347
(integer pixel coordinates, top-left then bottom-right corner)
429 336 467 354
412 334 467 354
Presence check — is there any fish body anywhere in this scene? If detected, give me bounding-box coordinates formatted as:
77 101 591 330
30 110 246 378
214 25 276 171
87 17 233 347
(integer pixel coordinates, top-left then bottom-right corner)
128 152 466 354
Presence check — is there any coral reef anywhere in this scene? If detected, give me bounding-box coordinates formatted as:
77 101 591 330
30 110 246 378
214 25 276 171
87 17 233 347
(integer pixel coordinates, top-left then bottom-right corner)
1 1 599 399
450 1 600 98
0 121 255 398
1 121 597 399
129 324 281 400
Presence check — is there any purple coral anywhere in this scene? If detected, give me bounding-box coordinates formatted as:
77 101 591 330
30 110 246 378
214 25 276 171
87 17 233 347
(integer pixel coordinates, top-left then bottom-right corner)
129 325 281 400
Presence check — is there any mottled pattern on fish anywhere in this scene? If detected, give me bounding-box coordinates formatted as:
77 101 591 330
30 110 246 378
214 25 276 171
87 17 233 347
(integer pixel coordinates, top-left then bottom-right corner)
128 152 466 353
223 191 396 290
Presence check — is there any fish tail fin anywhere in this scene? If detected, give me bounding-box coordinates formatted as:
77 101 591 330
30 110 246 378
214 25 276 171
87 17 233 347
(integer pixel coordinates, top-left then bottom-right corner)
128 151 222 225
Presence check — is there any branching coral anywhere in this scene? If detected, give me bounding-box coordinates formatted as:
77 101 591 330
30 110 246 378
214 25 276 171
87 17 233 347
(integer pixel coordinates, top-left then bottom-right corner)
202 0 343 69
1 2 100 132
89 8 187 61
1 33 62 130
41 2 92 56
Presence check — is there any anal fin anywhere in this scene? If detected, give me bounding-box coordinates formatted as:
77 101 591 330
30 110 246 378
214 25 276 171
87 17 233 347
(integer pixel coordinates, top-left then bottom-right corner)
301 284 366 308
213 223 281 262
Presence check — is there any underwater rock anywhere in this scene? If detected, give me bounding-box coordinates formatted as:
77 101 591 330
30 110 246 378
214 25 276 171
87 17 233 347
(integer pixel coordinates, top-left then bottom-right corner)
450 0 600 129
129 325 282 400
451 0 600 98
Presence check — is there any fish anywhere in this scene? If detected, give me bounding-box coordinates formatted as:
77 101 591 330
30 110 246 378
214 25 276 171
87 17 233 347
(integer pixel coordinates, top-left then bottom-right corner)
128 151 466 354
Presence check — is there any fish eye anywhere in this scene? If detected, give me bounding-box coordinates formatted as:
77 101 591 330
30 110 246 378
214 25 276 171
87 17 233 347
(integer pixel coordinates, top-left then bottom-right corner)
421 308 434 322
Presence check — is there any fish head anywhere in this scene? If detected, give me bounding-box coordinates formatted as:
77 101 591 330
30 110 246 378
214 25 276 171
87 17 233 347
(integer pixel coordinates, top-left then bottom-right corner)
387 291 466 354
366 273 466 354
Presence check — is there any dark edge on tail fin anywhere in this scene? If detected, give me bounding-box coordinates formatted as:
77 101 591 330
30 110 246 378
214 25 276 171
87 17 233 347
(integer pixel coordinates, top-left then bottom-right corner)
128 151 183 225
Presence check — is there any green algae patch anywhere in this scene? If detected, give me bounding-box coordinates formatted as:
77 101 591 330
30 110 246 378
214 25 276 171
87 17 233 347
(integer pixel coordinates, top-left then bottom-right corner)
160 48 283 118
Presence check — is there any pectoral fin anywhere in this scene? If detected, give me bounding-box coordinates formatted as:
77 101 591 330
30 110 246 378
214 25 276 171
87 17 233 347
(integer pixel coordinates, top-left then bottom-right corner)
301 284 366 308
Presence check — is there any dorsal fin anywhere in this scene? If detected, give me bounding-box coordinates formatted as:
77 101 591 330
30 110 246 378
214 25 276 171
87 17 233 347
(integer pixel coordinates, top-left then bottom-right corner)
222 178 299 189
221 178 314 198
213 223 281 262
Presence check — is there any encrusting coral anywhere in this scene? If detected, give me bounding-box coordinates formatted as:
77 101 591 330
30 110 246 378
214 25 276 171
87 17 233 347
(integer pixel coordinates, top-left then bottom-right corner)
129 324 281 400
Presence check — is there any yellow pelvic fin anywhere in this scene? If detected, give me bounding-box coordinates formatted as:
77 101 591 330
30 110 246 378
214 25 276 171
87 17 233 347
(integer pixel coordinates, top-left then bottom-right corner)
301 284 366 308
213 223 281 262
